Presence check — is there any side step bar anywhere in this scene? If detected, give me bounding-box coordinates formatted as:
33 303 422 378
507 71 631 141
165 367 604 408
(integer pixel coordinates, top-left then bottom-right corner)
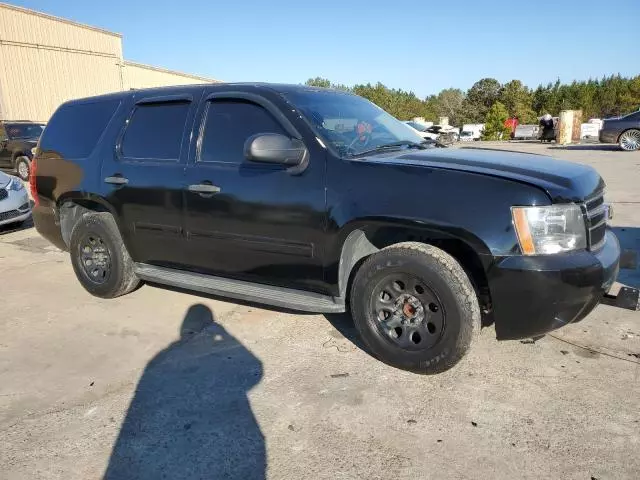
134 263 346 313
601 286 640 311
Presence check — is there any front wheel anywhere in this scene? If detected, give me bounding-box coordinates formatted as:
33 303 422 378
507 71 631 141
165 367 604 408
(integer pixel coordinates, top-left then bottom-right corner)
619 129 640 151
350 242 480 374
15 156 30 181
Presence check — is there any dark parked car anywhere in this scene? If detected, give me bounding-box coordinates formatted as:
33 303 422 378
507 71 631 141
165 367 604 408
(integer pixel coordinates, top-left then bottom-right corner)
599 110 640 151
31 84 630 374
0 120 45 180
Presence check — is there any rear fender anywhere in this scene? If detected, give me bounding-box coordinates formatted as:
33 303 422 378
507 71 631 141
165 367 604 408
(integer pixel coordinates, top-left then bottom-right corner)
57 192 129 249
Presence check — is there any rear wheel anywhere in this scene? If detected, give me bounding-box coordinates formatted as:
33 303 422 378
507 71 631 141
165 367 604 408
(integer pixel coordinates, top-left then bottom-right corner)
619 129 640 151
69 212 140 298
350 242 480 374
15 156 30 181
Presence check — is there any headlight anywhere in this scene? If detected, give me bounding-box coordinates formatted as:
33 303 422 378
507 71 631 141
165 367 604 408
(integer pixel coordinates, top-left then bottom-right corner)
7 176 25 191
31 147 38 156
512 204 587 255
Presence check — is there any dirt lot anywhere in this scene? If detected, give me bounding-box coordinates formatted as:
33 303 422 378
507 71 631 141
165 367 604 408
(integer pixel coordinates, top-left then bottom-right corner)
1 142 639 480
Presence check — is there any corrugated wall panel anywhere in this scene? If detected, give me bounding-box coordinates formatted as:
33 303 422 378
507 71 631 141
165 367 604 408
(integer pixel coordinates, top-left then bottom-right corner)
0 43 121 121
0 3 121 57
123 62 216 90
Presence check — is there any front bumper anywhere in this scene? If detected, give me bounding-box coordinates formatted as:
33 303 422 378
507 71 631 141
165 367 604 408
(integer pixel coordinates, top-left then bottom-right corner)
488 229 621 340
0 188 31 226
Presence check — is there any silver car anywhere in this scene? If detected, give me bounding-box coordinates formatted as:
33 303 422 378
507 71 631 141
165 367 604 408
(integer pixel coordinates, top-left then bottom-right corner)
0 171 31 227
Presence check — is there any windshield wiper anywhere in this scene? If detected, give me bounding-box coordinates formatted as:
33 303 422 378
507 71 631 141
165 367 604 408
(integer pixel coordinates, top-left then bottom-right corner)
348 140 427 158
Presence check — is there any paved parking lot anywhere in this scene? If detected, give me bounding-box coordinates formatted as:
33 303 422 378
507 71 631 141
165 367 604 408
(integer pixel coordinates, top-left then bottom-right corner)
1 142 639 480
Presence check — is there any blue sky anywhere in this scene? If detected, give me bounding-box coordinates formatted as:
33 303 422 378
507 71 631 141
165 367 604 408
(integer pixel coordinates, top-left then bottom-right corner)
9 0 640 98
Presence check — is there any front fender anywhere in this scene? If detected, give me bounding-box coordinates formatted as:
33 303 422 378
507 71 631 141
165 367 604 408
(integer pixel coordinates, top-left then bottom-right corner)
328 218 492 297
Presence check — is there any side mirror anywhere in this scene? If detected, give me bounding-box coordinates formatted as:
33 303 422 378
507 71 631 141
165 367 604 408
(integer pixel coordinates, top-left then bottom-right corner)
244 133 307 168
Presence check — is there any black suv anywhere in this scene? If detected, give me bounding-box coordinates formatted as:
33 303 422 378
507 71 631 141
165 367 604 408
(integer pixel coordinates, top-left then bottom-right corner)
0 120 45 180
32 84 625 374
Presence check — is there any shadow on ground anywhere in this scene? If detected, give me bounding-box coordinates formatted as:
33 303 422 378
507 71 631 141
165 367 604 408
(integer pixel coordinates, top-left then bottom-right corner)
549 144 623 151
104 304 265 480
612 226 640 289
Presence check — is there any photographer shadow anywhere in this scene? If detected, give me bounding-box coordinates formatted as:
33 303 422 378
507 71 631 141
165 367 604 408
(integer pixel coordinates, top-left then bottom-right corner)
104 304 265 480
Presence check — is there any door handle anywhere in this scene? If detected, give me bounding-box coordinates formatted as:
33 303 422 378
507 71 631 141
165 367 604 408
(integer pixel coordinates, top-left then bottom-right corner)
104 176 129 185
188 184 221 194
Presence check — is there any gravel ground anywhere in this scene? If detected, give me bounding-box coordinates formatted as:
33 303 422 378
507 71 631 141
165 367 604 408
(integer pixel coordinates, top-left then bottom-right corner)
1 141 639 480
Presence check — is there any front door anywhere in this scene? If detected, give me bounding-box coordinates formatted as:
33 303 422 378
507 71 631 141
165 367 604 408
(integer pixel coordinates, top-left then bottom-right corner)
99 90 202 267
183 92 327 292
0 123 10 168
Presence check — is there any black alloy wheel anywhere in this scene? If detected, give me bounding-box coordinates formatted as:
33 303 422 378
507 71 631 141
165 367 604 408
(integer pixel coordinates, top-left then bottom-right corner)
371 273 445 351
78 233 112 285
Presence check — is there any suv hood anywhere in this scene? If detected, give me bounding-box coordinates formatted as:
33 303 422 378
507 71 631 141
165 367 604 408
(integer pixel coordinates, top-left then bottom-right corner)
368 147 603 202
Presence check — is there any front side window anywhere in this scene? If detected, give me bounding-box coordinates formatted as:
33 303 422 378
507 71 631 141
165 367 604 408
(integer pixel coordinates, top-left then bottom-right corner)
199 100 287 164
121 102 190 160
282 90 426 156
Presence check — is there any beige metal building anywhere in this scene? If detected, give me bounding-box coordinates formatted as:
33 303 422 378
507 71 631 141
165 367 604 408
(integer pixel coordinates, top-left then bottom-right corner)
0 3 217 122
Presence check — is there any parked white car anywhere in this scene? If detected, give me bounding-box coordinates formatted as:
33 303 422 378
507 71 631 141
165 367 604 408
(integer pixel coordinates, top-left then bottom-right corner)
404 121 438 140
0 171 31 227
459 131 475 142
462 124 484 140
404 122 458 143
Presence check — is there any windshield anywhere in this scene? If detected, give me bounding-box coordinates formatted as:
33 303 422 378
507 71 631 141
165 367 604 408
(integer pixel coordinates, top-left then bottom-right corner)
5 123 45 139
283 90 425 156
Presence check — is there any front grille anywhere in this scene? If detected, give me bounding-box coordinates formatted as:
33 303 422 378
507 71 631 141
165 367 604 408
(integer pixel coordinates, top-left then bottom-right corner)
584 191 606 250
0 209 21 222
0 189 7 201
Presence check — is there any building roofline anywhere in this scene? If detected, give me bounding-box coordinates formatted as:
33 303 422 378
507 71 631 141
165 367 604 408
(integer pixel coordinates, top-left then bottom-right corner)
0 2 122 38
123 60 219 82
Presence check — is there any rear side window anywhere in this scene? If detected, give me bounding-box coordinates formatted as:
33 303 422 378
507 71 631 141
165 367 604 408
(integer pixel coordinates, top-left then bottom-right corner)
121 102 190 160
39 100 120 158
199 100 287 164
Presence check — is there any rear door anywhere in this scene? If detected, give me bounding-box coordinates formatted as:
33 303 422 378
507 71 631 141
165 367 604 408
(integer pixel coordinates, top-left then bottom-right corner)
100 90 202 267
182 90 327 292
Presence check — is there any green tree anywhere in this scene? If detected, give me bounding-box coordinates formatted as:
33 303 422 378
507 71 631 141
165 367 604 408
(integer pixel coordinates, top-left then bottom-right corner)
303 74 640 126
305 77 331 88
499 80 536 123
482 101 510 140
304 77 350 91
464 78 501 122
436 88 466 125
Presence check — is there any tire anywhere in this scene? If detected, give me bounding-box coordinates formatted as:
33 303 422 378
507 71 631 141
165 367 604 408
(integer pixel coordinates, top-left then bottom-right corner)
15 156 30 181
618 129 640 151
69 212 140 298
350 242 480 374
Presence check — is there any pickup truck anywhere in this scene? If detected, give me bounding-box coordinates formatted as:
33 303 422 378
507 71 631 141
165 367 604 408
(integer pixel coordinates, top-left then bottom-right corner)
31 83 630 374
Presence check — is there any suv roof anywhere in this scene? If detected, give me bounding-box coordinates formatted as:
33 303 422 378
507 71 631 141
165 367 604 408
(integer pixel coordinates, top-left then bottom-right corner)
63 83 353 106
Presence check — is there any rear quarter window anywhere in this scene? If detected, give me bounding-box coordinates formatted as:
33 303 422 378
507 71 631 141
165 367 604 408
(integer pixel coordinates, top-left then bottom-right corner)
39 99 121 159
